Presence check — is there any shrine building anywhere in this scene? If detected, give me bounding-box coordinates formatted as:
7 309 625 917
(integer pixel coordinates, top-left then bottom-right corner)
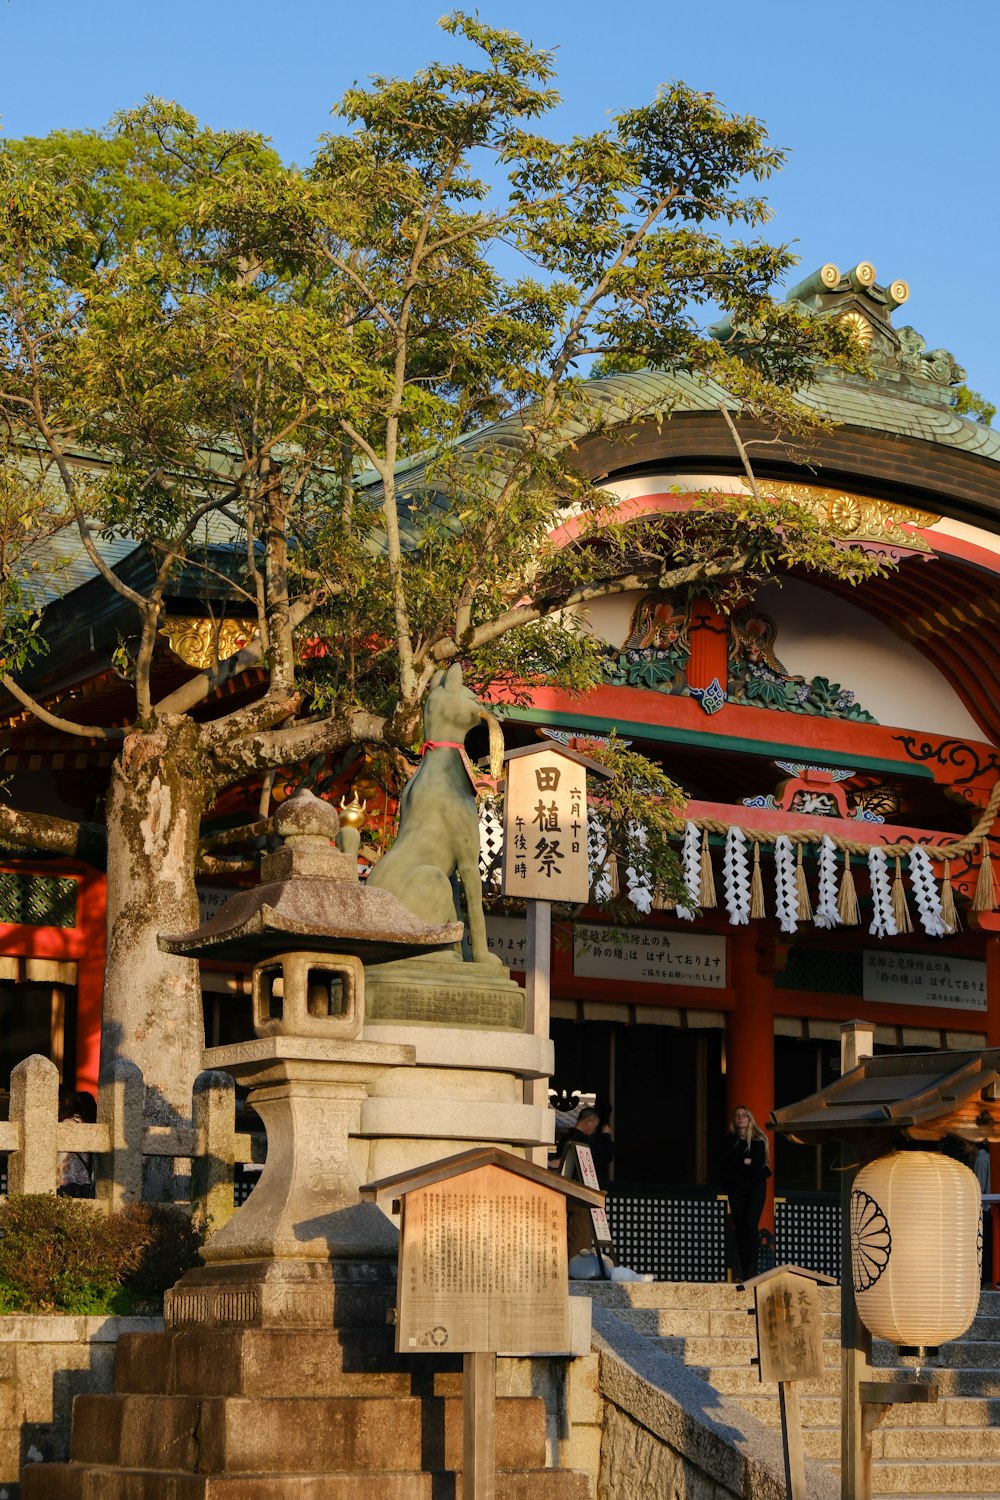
2 261 1000 1263
477 261 1000 1229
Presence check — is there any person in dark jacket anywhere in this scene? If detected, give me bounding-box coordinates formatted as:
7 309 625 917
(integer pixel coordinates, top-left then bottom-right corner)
560 1106 614 1187
723 1104 770 1280
560 1107 615 1262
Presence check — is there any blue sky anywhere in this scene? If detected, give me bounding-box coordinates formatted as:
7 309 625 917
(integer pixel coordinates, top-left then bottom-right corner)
2 1 997 407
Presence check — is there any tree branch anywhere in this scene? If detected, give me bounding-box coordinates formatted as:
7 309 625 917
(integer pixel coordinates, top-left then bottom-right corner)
717 401 762 503
433 553 752 659
214 706 388 780
0 804 107 871
0 674 128 741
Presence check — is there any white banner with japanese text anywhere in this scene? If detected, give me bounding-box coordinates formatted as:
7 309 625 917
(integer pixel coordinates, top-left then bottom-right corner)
862 951 986 1011
573 924 727 988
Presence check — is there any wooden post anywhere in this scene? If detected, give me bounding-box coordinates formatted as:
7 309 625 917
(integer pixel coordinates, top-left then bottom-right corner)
839 1021 875 1500
463 1350 497 1500
750 1267 827 1496
778 1381 807 1500
523 898 552 1168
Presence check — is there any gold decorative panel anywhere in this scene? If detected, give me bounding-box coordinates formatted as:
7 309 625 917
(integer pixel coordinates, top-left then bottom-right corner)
159 617 255 670
836 309 874 349
762 483 938 553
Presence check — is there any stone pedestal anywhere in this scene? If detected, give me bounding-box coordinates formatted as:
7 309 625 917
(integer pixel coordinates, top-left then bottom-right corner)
360 957 555 1184
164 1034 413 1332
364 953 525 1027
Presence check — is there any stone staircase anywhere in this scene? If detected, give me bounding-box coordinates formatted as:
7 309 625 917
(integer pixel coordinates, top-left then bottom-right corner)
585 1280 1000 1499
20 1324 591 1498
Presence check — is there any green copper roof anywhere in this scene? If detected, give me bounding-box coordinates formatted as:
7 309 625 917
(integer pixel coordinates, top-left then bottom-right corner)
580 364 1000 466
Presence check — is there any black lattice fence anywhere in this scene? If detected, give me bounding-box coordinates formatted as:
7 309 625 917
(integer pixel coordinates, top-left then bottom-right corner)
607 1186 728 1281
606 1185 841 1282
774 1192 841 1280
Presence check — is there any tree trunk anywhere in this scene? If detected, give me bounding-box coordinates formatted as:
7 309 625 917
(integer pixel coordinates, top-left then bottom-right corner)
102 719 208 1197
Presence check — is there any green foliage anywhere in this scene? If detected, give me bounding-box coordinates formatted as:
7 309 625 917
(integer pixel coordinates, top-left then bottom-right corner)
0 12 901 902
951 383 996 427
0 1195 201 1315
583 735 690 914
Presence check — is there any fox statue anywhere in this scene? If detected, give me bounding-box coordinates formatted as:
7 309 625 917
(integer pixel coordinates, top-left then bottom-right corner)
367 665 503 964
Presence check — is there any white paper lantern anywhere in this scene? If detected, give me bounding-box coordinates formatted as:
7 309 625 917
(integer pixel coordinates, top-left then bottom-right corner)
850 1150 981 1348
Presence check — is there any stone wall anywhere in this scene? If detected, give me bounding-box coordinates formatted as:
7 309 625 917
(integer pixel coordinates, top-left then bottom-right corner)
0 1315 162 1499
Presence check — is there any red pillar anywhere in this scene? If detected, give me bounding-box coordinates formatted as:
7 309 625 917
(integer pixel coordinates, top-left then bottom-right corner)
726 925 776 1231
74 869 107 1097
686 595 729 694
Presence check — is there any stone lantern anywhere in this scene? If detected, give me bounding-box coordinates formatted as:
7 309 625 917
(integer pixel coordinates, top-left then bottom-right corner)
158 789 463 1330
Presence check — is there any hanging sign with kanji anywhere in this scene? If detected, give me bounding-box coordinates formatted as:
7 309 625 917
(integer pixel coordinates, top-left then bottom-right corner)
502 747 591 903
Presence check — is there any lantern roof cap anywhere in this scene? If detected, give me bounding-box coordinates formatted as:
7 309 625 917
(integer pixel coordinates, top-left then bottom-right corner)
771 1047 1000 1145
360 1145 605 1208
159 788 463 962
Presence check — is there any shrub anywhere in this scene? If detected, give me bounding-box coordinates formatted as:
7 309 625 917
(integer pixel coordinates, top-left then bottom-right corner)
126 1203 202 1305
0 1195 202 1314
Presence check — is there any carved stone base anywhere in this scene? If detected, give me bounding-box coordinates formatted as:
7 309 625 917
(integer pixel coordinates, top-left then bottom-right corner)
364 955 525 1029
164 1257 396 1332
198 1038 411 1265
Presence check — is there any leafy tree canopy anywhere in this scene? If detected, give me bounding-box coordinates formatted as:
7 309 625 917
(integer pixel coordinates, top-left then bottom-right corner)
0 11 885 878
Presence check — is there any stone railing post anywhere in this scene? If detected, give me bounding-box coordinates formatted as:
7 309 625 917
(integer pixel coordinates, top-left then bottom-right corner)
191 1069 237 1232
95 1057 144 1209
7 1054 59 1194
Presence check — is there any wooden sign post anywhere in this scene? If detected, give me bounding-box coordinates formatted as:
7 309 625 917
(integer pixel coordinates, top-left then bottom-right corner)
362 1148 604 1500
502 743 611 1167
745 1266 836 1500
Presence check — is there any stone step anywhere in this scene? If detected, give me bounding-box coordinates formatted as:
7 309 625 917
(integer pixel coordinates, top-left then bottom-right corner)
692 1358 1000 1401
875 1367 1000 1399
870 1461 1000 1494
649 1327 1000 1376
585 1280 1000 1500
614 1304 845 1339
23 1466 591 1499
69 1394 547 1475
907 1342 1000 1369
876 1427 1000 1460
588 1280 1000 1318
115 1328 463 1399
686 1363 841 1397
735 1391 1000 1432
582 1281 762 1311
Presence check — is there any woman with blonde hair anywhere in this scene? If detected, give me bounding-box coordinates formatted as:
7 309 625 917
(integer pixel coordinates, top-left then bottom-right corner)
723 1104 771 1279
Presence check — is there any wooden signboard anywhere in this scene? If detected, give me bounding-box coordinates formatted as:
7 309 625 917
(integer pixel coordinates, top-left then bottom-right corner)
502 749 589 904
560 1141 616 1266
754 1269 824 1385
396 1163 570 1356
749 1268 827 1500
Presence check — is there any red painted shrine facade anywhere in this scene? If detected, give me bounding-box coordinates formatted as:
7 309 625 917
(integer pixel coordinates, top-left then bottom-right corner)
3 264 1000 1216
